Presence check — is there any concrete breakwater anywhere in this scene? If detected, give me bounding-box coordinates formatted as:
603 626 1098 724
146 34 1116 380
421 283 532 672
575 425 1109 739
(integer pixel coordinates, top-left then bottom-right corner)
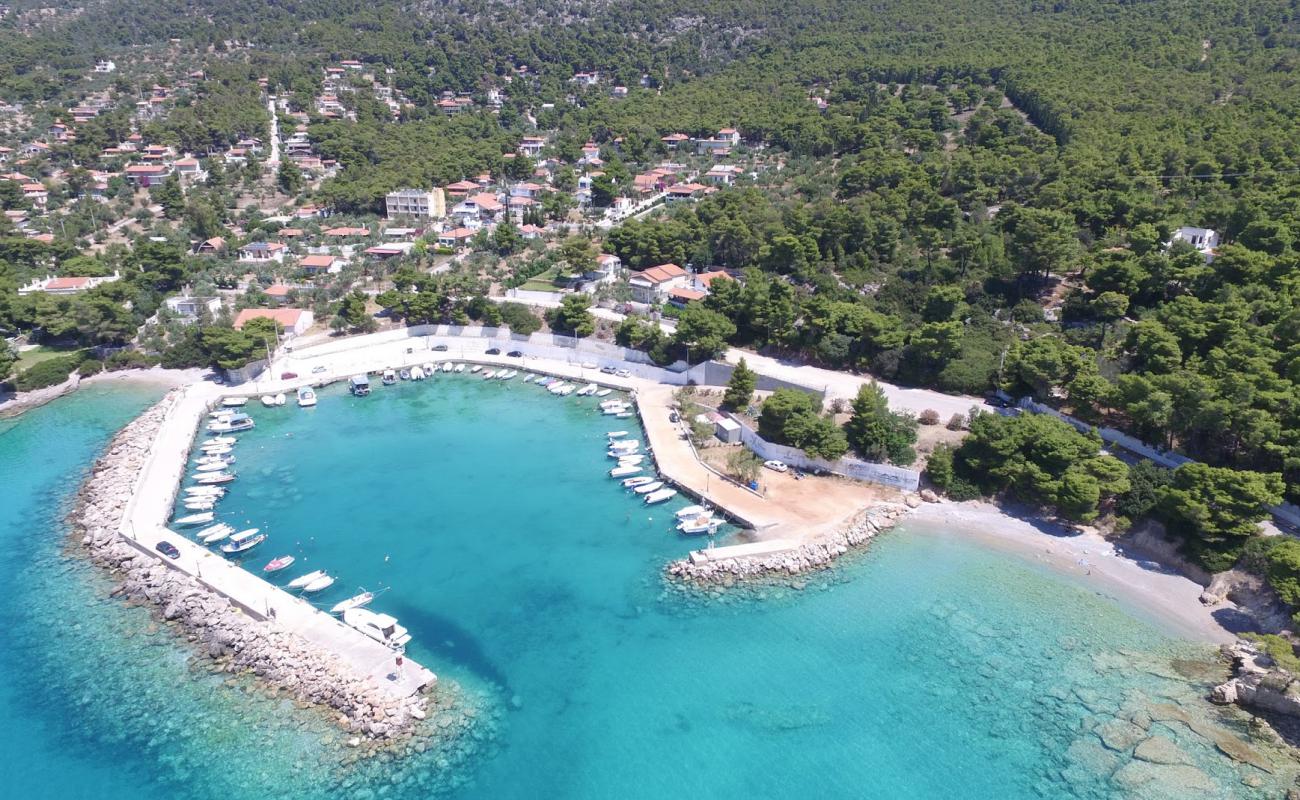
665 503 912 586
71 397 430 741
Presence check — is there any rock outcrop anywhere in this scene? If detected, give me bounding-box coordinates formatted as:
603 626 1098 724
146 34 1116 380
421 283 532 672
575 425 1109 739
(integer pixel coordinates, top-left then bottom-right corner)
70 393 429 741
665 503 910 586
1214 640 1300 722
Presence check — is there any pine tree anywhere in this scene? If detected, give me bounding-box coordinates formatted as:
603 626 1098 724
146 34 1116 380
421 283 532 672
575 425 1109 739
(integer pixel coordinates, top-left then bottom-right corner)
722 357 756 411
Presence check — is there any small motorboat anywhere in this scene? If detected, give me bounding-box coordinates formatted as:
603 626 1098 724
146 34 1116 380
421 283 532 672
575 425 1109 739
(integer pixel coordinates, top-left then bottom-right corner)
208 414 254 433
201 446 233 457
195 472 236 485
194 461 228 473
383 369 398 385
343 608 410 649
675 505 711 520
184 486 224 496
221 530 265 554
469 365 482 374
602 406 630 416
297 387 317 407
644 488 678 505
633 481 665 494
263 555 295 573
523 374 535 383
454 364 465 373
615 411 634 418
202 436 236 446
617 455 646 465
482 369 497 379
442 362 453 372
302 574 335 593
608 447 640 458
500 370 517 380
260 395 277 407
350 375 371 396
422 362 436 376
183 501 214 512
607 430 629 439
677 515 722 535
610 439 640 451
594 389 613 397
174 511 214 526
411 366 425 380
330 591 375 614
221 397 248 407
610 464 642 478
197 523 234 544
536 377 554 387
287 569 327 589
274 393 286 406
623 476 657 488
399 368 411 381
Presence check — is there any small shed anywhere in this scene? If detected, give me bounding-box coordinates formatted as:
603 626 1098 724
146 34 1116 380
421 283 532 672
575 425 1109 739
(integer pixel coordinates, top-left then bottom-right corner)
714 417 742 444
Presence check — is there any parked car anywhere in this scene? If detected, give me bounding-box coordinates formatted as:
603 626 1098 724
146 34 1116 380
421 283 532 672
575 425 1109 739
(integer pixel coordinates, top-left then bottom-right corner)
615 369 631 378
155 541 181 559
669 411 680 423
581 361 598 369
311 365 327 374
507 350 523 357
432 344 449 351
763 460 789 473
486 347 501 355
280 371 298 380
600 366 618 375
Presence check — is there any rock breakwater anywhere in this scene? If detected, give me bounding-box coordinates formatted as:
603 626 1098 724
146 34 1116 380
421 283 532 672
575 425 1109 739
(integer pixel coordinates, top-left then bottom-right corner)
70 393 430 741
666 502 912 587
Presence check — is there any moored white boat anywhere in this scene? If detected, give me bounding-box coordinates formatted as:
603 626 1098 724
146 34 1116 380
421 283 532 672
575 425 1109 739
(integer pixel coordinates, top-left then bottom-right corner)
263 555 295 573
609 439 640 451
202 436 236 446
194 461 228 473
576 383 598 396
677 515 722 535
343 608 411 649
275 393 286 406
622 476 656 488
221 529 265 554
197 523 234 544
442 362 453 372
617 454 645 465
609 464 642 478
174 511 214 526
297 386 317 407
633 481 664 494
183 501 214 512
184 486 224 496
260 394 277 407
383 369 398 385
330 591 375 615
601 405 630 416
523 374 535 383
644 488 677 504
606 430 629 439
501 370 517 380
221 397 248 407
482 369 497 379
469 365 482 374
675 504 711 520
608 448 640 458
195 471 236 485
454 363 465 373
615 411 634 418
399 368 411 381
287 569 327 589
594 389 613 397
411 366 425 380
302 574 335 593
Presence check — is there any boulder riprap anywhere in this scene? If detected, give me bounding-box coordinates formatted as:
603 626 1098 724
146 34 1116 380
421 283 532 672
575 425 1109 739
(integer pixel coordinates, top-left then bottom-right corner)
69 393 430 741
665 503 910 587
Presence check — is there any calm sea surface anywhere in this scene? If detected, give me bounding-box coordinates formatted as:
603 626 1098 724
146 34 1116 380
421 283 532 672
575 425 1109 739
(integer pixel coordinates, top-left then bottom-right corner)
0 378 1279 798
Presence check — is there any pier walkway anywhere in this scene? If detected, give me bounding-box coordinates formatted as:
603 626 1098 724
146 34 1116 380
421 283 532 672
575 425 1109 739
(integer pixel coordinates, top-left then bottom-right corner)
119 385 435 699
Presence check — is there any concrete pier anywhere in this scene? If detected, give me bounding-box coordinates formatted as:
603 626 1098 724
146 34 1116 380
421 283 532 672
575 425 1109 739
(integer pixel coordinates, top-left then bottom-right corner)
119 386 435 699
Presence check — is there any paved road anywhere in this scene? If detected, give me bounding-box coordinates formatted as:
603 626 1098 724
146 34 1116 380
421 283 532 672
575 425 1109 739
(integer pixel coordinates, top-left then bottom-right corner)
265 97 280 165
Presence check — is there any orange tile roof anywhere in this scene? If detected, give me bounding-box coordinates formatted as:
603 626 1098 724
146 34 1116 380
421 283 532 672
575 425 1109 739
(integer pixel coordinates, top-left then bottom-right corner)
233 308 307 329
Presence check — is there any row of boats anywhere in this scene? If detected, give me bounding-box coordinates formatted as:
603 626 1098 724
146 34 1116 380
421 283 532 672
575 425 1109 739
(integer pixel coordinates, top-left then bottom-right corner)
222 388 317 410
604 423 725 535
176 416 411 650
347 362 625 404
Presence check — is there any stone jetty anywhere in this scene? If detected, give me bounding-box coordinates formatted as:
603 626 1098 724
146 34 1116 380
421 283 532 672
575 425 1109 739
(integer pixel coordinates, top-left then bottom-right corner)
666 503 911 586
71 396 429 740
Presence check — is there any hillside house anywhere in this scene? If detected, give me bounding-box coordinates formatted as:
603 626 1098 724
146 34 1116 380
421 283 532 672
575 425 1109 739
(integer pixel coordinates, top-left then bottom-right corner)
385 188 446 219
124 164 172 187
18 272 121 296
233 308 313 337
437 227 476 249
238 242 287 263
628 263 689 304
300 254 341 275
1170 226 1220 262
195 237 227 255
163 295 222 321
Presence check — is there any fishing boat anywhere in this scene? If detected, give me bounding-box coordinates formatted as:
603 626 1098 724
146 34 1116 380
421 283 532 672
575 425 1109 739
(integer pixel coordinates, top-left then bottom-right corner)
609 464 642 478
454 363 465 373
607 430 629 439
302 574 335 593
297 386 317 407
633 481 665 494
329 591 375 615
350 375 371 396
594 389 613 397
343 608 411 650
410 366 425 380
677 515 722 535
221 530 265 554
644 488 678 505
260 394 277 407
197 523 234 544
263 555 295 573
469 365 482 374
399 368 411 381
174 511 214 526
208 414 254 433
383 369 398 385
202 436 236 446
195 471 236 485
622 476 657 488
675 505 711 520
287 569 327 589
194 461 228 473
221 397 248 407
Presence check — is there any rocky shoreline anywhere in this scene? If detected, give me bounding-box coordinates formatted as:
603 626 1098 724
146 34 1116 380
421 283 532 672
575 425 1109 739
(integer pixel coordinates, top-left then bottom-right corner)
69 394 433 742
665 502 914 586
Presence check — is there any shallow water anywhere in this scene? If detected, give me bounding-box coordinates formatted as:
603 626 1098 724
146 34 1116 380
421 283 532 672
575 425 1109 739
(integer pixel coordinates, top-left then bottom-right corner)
1 379 1288 798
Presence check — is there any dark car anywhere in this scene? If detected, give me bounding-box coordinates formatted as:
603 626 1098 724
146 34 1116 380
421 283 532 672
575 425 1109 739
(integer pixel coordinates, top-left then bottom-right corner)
600 366 618 375
507 350 523 358
669 411 680 423
486 347 501 355
280 371 298 380
155 541 181 560
432 344 449 351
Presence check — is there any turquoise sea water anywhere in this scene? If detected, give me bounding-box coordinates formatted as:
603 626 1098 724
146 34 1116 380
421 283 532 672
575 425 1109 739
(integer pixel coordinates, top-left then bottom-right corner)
1 379 1286 798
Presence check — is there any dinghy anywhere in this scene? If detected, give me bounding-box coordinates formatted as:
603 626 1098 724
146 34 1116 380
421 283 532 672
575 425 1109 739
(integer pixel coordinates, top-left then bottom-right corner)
302 574 335 593
594 389 613 397
643 488 678 505
287 569 327 589
263 555 295 573
609 464 642 478
297 386 317 407
622 476 657 488
606 430 629 439
260 395 277 407
330 591 375 615
197 523 234 544
174 512 214 526
633 481 664 494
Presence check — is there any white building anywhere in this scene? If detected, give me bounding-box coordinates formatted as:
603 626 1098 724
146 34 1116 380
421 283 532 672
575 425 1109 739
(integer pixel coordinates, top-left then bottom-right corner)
385 188 446 219
18 272 121 296
1169 226 1220 262
164 295 222 322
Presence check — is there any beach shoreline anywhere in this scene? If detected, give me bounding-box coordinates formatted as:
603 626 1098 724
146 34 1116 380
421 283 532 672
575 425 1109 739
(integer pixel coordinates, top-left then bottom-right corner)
0 366 210 419
905 500 1237 645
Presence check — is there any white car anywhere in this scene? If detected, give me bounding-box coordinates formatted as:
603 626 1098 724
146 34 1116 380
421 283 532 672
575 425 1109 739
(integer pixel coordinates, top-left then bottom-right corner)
311 365 327 374
763 460 789 473
615 369 631 378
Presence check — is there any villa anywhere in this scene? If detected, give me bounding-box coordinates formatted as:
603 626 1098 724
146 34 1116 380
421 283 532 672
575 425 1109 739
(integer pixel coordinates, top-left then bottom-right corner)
1170 226 1220 262
232 308 314 337
300 254 341 275
124 164 171 187
238 242 287 263
18 271 121 296
163 295 222 322
628 263 689 304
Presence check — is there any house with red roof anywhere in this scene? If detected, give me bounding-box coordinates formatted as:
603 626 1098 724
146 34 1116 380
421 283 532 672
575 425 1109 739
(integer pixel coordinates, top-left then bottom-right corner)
238 241 287 262
18 271 121 296
437 227 476 249
628 263 689 304
299 254 341 275
124 163 171 187
232 308 313 337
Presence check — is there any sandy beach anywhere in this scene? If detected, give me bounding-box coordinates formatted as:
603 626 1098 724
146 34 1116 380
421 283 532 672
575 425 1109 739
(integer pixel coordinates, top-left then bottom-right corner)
905 500 1238 645
0 366 210 419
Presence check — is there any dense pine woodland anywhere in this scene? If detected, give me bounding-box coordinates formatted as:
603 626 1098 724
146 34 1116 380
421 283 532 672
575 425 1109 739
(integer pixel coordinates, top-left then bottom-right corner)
2 0 1300 573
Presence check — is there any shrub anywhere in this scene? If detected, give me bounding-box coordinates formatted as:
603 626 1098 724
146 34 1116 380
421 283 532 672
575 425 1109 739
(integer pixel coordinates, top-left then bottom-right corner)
919 409 940 425
77 359 105 377
1243 633 1300 673
14 355 81 391
105 350 160 371
946 413 967 431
